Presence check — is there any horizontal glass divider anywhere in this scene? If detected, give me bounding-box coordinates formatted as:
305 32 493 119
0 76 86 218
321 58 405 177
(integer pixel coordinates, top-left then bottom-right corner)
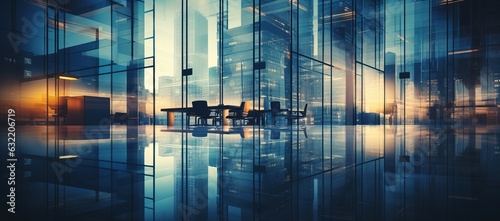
355 61 384 72
291 51 335 67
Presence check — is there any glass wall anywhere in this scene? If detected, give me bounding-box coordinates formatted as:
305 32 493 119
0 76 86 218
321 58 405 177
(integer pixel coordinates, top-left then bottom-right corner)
0 0 154 125
384 0 500 220
3 0 500 221
1 0 155 220
386 0 500 126
154 0 385 127
152 0 385 220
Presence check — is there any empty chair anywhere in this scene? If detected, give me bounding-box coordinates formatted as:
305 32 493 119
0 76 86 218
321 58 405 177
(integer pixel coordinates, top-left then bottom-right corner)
246 110 259 125
288 103 308 125
226 102 249 126
192 100 218 126
186 110 199 126
270 101 288 125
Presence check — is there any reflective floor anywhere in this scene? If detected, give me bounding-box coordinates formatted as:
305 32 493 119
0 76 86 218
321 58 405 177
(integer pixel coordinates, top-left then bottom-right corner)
4 125 500 220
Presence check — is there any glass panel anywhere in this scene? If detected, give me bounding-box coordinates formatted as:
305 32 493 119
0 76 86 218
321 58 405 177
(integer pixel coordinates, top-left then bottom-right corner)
297 56 323 125
324 65 332 125
362 66 383 124
332 67 346 124
155 0 181 125
222 1 254 106
297 0 316 59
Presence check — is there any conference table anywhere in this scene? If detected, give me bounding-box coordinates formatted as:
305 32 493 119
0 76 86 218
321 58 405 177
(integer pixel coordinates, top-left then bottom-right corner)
161 104 292 126
161 104 239 126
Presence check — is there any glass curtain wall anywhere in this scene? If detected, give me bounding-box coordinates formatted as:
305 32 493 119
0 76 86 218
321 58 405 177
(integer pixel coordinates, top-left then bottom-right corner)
0 0 387 220
385 0 500 220
3 0 154 126
154 0 385 220
1 0 155 220
386 0 500 126
155 0 385 127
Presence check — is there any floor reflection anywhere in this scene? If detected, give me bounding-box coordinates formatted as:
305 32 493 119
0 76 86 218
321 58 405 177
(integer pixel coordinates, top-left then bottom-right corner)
9 125 500 220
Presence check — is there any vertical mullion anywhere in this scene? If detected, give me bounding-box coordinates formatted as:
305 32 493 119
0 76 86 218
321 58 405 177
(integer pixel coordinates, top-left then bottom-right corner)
288 0 295 219
151 0 156 217
257 2 262 220
320 1 325 219
252 1 256 219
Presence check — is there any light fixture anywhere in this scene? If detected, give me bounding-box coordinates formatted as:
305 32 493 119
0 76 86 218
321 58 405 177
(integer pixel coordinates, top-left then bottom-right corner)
448 49 479 55
439 0 464 5
58 73 80 81
58 155 79 160
397 34 410 44
21 73 80 82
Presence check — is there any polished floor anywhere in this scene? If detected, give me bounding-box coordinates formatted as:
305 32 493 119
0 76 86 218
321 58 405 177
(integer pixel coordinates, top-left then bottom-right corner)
4 124 500 220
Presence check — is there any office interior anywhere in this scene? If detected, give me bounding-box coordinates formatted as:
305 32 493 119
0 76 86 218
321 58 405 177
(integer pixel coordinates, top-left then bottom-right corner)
1 0 500 220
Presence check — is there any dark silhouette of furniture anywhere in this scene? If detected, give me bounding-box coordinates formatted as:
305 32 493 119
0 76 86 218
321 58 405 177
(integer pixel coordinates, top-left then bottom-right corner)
246 110 260 125
226 102 249 125
65 96 110 125
161 104 239 126
287 103 308 125
113 112 128 125
186 110 199 126
357 112 380 125
270 101 289 125
192 127 208 137
49 96 68 124
192 100 218 126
